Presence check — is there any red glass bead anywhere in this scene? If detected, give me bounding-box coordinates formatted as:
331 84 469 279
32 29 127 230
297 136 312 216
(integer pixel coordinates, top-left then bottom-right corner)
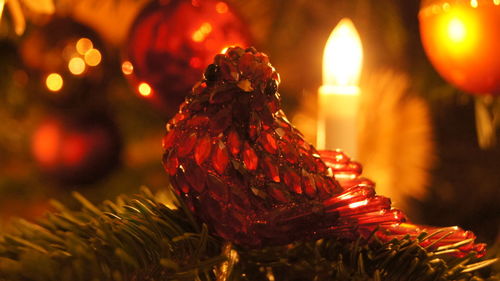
267 184 289 203
192 81 207 95
280 142 298 164
178 132 197 156
267 99 279 114
259 131 278 154
187 115 210 128
248 113 261 141
242 142 258 171
206 173 229 202
283 168 302 194
173 170 190 194
239 53 256 77
162 150 178 176
262 156 280 182
195 135 212 165
170 113 186 126
209 86 234 104
210 107 232 135
162 129 178 150
230 184 252 212
185 161 207 193
302 169 316 197
220 61 239 82
315 175 332 199
227 130 241 156
212 141 229 174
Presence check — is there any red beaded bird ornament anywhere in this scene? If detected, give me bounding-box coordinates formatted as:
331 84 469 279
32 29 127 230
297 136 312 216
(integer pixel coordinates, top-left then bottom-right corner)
162 46 485 257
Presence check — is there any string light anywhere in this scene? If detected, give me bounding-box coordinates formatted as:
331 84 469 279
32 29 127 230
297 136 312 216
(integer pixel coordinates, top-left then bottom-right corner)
121 61 134 75
138 82 152 97
68 57 86 75
84 49 102 66
45 73 63 92
76 38 93 55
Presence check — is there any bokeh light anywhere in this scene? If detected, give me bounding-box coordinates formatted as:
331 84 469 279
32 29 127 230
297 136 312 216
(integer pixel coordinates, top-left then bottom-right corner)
76 38 93 55
68 57 86 75
45 73 63 92
138 82 152 97
121 60 134 75
84 49 102 66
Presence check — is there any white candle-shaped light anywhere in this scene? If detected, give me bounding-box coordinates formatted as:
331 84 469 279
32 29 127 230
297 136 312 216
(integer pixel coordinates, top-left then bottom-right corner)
317 18 363 158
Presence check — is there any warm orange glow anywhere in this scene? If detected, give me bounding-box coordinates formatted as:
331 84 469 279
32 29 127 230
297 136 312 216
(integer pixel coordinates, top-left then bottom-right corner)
121 60 134 75
45 73 63 92
323 18 363 90
76 38 93 55
62 134 86 166
32 122 60 165
447 17 466 42
220 46 229 54
138 82 152 97
419 1 500 94
68 57 86 75
84 49 102 66
192 22 213 42
215 2 229 13
189 57 202 68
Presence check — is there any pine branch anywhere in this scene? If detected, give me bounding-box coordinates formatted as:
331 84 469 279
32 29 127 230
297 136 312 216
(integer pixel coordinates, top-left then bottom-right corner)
0 187 224 281
0 187 497 281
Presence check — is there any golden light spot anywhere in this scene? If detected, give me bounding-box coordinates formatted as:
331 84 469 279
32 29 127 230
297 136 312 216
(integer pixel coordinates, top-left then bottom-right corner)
220 47 229 54
45 73 63 92
200 22 212 34
84 49 102 66
121 60 134 75
442 2 450 11
494 0 499 5
191 22 213 42
215 2 229 13
76 38 93 55
192 31 204 42
138 82 152 97
68 57 86 75
470 0 478 7
447 18 466 42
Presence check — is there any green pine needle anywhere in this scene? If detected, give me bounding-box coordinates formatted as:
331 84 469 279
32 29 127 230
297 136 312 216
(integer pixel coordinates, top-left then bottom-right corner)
0 186 498 281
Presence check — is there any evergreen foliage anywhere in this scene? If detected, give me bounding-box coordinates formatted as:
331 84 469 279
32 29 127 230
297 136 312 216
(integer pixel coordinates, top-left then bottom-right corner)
0 187 498 281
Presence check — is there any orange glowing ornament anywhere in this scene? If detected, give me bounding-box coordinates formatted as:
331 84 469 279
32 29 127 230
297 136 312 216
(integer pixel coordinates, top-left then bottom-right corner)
419 0 500 148
419 0 500 94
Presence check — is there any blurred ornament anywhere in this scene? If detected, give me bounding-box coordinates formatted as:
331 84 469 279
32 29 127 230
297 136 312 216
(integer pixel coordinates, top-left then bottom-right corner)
419 0 500 148
123 0 251 118
419 0 500 95
31 112 121 185
20 18 107 104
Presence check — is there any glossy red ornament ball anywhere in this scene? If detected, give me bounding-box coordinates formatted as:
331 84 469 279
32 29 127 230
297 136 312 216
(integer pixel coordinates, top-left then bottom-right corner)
31 114 121 185
123 0 252 117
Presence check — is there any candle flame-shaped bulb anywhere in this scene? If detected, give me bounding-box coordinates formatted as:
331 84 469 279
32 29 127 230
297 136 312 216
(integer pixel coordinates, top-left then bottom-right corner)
323 18 363 91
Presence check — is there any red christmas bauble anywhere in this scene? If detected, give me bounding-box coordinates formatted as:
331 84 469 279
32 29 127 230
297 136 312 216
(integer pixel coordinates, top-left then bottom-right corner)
20 18 107 103
123 0 252 117
31 113 121 185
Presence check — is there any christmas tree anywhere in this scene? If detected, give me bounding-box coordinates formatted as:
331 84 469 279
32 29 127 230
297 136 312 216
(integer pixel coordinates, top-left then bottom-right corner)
0 0 498 280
